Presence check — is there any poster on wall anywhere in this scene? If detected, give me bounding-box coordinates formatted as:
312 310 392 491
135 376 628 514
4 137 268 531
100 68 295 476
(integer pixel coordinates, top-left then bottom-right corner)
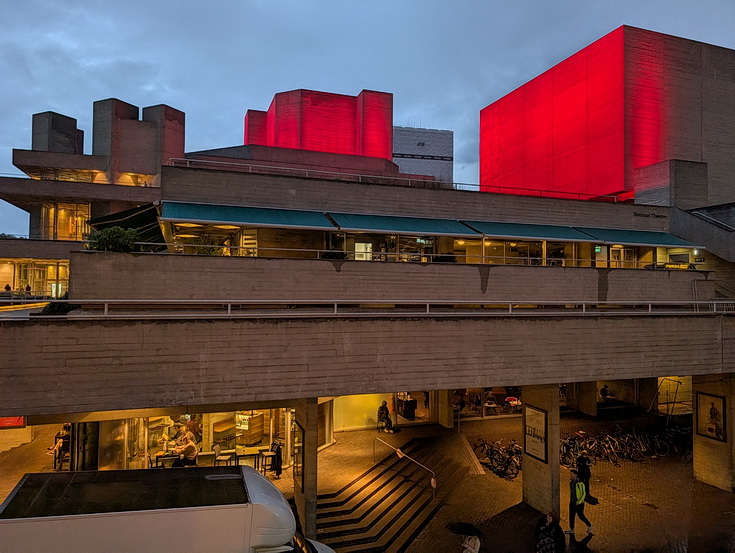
696 392 726 442
0 417 26 429
524 405 547 463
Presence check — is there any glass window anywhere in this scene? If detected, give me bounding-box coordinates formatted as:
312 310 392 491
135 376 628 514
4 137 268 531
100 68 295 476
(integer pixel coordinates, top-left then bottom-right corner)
41 203 90 241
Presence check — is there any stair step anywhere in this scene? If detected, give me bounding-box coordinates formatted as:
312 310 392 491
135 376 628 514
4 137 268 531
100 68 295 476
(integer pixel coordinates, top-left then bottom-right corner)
318 439 427 502
317 438 469 552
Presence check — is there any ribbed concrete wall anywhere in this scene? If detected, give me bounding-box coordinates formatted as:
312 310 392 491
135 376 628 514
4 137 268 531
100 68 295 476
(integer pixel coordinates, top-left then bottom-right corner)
68 251 714 302
0 314 730 417
160 166 672 231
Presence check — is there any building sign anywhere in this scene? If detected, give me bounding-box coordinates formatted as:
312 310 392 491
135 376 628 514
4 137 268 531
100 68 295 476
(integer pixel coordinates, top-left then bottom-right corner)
696 392 726 442
0 416 26 429
524 405 547 463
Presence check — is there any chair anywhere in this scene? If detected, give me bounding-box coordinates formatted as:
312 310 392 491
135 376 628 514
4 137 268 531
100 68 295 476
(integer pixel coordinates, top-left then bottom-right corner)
260 450 276 475
377 419 386 433
213 444 233 466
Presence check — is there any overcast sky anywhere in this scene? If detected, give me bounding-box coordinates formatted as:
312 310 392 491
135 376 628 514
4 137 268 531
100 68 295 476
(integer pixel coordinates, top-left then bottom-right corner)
2 0 735 234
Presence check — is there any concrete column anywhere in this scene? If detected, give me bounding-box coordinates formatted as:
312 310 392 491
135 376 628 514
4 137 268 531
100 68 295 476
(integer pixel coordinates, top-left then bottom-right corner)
575 381 599 417
636 377 659 412
521 384 560 516
294 397 319 538
437 390 454 429
692 374 735 492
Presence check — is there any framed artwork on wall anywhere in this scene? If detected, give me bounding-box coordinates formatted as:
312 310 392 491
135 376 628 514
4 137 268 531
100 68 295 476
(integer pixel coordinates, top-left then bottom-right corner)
524 405 548 463
696 392 726 442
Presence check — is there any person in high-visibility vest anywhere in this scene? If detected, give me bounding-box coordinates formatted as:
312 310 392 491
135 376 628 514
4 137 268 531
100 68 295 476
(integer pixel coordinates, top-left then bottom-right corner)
565 469 593 536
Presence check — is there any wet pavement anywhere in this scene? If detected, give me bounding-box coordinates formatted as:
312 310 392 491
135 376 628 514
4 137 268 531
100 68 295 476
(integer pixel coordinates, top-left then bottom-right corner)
2 414 734 552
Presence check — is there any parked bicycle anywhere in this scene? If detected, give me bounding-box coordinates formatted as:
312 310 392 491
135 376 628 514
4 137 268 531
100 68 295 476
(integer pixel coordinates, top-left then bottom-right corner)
489 439 523 479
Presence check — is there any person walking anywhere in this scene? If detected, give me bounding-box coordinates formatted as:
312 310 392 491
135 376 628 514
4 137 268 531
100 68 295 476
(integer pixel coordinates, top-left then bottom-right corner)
575 450 598 505
566 470 593 536
534 511 565 553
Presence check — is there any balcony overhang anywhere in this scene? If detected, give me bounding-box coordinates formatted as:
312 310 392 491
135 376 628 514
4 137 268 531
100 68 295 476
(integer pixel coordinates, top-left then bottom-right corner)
0 176 161 211
13 149 108 182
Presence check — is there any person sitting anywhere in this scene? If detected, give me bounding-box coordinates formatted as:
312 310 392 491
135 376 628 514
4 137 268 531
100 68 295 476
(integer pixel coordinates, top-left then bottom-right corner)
171 435 198 467
378 401 394 433
599 384 615 402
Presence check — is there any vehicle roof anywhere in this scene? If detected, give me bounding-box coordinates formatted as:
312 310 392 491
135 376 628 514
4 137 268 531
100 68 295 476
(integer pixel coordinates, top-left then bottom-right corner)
0 467 249 519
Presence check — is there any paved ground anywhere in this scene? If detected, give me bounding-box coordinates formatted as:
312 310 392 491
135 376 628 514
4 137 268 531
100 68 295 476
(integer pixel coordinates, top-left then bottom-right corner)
2 414 734 552
315 414 735 553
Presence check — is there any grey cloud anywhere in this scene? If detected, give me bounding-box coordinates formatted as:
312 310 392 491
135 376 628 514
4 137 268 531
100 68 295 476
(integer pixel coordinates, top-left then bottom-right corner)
2 0 735 232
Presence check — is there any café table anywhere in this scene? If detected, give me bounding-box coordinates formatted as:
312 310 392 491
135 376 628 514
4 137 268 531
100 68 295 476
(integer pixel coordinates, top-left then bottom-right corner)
154 450 180 468
235 446 262 469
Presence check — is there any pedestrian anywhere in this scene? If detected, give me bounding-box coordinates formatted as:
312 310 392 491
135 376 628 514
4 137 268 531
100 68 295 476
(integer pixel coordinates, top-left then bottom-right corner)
575 450 598 504
377 400 394 433
461 534 480 553
566 469 593 536
3 283 10 292
534 511 565 553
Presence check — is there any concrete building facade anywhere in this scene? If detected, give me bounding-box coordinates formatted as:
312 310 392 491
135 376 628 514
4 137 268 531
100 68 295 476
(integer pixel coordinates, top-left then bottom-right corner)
2 27 735 540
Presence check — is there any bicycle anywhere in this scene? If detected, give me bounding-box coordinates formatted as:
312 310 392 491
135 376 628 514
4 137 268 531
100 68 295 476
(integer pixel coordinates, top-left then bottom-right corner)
489 440 522 479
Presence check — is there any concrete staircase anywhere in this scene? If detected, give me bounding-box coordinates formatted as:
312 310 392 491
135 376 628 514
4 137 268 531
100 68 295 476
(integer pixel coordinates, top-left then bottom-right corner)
316 437 468 553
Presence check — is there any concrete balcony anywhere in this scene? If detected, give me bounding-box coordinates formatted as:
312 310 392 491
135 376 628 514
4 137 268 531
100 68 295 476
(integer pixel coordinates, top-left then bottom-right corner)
0 238 82 261
69 251 715 303
0 312 731 418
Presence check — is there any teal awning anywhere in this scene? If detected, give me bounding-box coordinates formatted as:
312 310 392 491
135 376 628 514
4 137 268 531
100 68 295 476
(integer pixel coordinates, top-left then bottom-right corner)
160 202 335 231
327 212 479 237
574 227 698 248
461 220 593 242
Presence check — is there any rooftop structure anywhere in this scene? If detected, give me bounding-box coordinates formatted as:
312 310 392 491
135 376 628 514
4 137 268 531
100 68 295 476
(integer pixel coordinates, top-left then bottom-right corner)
480 26 735 207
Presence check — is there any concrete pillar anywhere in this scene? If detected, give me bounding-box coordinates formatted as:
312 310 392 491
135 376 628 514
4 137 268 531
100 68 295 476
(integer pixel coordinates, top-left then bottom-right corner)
636 377 658 412
521 384 560 516
437 390 454 429
575 381 599 417
294 397 319 538
692 374 735 492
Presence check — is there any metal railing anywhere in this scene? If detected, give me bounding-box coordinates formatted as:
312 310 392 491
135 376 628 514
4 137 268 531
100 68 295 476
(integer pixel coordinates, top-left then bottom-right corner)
373 436 437 501
1 298 734 320
168 158 627 201
128 242 701 271
169 158 448 189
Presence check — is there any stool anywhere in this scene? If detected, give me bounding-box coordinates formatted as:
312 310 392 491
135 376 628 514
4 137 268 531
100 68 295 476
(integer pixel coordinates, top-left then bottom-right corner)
260 451 276 474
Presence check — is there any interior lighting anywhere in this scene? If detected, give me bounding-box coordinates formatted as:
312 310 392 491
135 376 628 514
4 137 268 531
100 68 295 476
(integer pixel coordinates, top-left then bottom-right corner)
612 244 623 248
176 223 202 228
213 225 240 230
456 239 465 246
693 249 699 255
176 234 197 238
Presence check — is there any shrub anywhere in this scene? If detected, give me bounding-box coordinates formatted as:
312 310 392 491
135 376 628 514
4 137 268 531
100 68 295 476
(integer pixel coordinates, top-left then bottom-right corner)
41 292 80 315
87 227 140 252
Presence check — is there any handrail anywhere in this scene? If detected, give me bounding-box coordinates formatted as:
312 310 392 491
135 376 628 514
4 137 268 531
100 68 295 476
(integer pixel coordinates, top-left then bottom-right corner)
169 158 626 201
129 241 703 271
2 298 735 320
373 437 437 501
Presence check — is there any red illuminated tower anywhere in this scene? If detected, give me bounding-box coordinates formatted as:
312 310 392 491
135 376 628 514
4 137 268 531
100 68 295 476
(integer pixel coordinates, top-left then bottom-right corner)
244 89 393 161
480 26 735 205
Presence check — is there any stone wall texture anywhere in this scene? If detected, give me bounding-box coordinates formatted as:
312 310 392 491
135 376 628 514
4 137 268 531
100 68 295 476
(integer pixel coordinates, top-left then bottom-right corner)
0 314 730 418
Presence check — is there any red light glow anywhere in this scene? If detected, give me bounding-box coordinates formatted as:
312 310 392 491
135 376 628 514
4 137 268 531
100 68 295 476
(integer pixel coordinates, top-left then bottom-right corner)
480 27 627 199
244 90 392 160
